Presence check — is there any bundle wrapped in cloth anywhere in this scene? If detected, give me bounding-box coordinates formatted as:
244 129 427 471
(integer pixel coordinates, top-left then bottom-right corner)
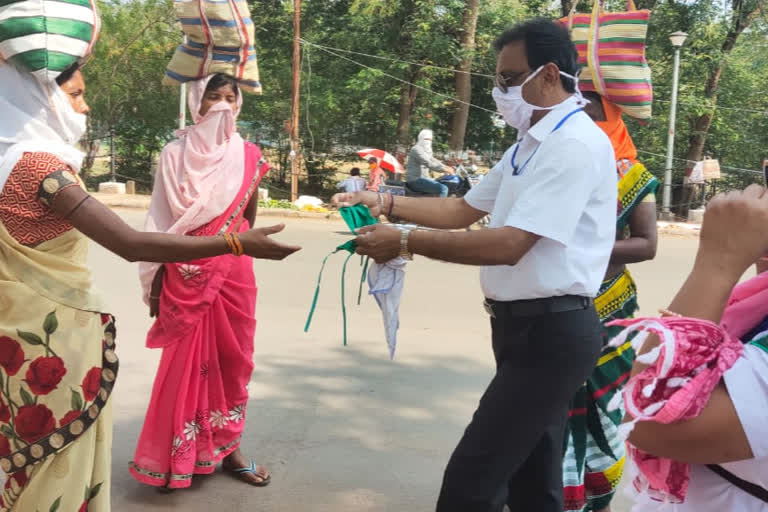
0 0 100 83
163 0 261 94
559 0 653 121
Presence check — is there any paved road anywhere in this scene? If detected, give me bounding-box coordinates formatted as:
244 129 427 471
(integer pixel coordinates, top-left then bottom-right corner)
96 211 704 511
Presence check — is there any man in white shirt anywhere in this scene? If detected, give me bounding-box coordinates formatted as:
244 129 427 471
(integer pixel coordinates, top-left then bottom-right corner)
332 19 616 512
337 167 367 193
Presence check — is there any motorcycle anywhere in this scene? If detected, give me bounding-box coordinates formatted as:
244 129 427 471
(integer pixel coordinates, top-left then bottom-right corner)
382 163 489 229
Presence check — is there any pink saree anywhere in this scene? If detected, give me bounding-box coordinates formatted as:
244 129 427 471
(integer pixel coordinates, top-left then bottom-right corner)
130 143 268 488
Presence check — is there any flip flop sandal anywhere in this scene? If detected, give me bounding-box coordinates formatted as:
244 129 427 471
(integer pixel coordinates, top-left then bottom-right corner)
228 461 271 487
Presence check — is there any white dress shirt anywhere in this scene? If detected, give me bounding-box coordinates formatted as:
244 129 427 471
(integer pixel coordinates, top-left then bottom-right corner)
464 96 617 301
631 344 768 512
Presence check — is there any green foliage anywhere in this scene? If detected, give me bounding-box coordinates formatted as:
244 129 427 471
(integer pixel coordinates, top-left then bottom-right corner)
82 0 768 199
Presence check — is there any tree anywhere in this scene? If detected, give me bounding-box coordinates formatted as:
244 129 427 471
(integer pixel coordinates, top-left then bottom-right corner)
83 0 178 188
682 0 767 171
448 0 481 152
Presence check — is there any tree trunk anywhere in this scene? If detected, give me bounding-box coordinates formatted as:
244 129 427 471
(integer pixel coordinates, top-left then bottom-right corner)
448 0 480 153
678 0 764 216
561 0 573 17
682 0 764 169
396 66 419 153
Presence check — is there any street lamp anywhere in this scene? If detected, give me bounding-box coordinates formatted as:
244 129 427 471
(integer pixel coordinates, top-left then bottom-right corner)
661 31 688 220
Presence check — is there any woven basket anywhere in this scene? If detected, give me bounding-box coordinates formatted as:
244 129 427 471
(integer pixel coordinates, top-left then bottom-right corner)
560 0 652 121
163 0 261 94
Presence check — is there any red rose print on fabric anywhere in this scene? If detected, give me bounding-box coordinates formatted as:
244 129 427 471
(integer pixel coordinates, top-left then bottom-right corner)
81 367 101 402
60 410 81 427
0 436 10 457
15 405 56 443
25 356 67 395
0 337 24 376
0 397 10 423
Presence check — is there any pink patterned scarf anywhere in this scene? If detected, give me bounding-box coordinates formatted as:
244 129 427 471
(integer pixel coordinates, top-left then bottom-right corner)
139 75 245 303
608 274 768 503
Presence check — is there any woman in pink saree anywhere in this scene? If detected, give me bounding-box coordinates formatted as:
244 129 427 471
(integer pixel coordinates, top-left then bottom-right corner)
130 74 271 488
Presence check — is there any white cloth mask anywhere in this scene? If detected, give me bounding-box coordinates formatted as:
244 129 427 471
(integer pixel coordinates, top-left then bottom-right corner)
492 66 582 138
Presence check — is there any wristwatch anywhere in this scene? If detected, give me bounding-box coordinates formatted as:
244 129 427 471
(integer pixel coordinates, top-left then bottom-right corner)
400 229 413 261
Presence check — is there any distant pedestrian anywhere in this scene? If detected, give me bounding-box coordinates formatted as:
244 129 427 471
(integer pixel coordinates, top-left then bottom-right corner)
338 167 367 193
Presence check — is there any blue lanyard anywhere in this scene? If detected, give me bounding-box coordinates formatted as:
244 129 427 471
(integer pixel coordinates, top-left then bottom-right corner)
511 107 583 176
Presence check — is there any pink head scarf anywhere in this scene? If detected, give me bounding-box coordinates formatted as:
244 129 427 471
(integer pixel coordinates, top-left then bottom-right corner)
139 74 246 303
603 274 768 503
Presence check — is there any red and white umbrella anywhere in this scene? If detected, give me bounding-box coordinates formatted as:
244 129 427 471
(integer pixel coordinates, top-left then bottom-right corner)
357 149 404 174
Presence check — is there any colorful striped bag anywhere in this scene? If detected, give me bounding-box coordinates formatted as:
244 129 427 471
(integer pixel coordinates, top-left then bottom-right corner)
560 0 652 121
163 0 261 94
0 0 100 83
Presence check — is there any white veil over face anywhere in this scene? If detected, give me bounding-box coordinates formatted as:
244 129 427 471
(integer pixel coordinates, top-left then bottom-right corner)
415 129 434 157
0 63 87 192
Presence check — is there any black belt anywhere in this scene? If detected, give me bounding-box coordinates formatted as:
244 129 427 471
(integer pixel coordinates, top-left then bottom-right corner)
483 295 592 318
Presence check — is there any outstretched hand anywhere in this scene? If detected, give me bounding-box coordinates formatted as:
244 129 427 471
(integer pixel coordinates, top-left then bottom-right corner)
331 191 382 217
240 224 302 260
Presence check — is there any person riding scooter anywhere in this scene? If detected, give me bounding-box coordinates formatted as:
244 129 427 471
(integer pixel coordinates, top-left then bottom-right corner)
405 129 455 197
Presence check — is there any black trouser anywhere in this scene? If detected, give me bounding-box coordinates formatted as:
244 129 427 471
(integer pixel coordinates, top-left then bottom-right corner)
436 298 602 512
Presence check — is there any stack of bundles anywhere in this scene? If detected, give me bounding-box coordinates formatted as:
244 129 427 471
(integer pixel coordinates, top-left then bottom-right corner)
163 0 261 94
0 0 100 83
559 0 653 121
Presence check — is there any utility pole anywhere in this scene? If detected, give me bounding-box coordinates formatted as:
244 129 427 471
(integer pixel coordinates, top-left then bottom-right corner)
290 0 301 202
179 36 188 130
662 32 688 220
109 127 116 182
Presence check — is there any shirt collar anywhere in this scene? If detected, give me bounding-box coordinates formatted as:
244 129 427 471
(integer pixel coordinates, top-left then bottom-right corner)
525 96 581 142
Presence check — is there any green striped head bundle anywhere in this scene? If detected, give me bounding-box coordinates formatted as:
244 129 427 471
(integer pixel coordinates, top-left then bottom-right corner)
0 0 100 83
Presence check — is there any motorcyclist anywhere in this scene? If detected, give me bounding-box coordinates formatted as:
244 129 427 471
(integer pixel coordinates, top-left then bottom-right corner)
405 129 455 197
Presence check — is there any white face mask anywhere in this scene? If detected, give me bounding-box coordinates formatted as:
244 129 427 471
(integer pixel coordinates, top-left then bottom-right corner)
50 84 88 145
492 66 582 138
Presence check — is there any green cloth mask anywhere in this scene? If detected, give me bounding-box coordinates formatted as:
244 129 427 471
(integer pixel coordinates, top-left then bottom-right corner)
304 205 378 346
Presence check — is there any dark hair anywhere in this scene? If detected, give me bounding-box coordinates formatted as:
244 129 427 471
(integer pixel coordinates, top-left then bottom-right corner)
350 167 361 176
55 63 80 86
205 73 239 97
494 19 578 93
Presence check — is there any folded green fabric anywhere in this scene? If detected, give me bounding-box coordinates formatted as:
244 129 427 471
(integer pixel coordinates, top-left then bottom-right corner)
304 206 376 346
340 204 378 234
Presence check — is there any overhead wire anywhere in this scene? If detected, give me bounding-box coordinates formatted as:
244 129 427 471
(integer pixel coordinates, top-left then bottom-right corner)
301 39 499 115
300 39 495 78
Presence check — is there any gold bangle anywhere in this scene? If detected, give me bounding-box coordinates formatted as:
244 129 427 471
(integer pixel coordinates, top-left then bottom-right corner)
232 232 244 256
222 233 237 255
658 308 683 318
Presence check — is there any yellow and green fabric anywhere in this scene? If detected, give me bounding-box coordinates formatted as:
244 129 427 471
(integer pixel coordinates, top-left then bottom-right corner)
563 163 658 512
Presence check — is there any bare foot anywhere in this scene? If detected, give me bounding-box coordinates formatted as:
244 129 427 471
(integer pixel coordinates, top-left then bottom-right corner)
223 448 270 486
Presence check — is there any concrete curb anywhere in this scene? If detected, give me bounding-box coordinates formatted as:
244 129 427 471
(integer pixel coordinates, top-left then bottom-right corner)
92 193 342 221
92 193 702 233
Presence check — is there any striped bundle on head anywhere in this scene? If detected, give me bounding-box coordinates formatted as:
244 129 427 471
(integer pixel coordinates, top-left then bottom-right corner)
0 0 100 83
559 0 653 122
163 0 261 95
